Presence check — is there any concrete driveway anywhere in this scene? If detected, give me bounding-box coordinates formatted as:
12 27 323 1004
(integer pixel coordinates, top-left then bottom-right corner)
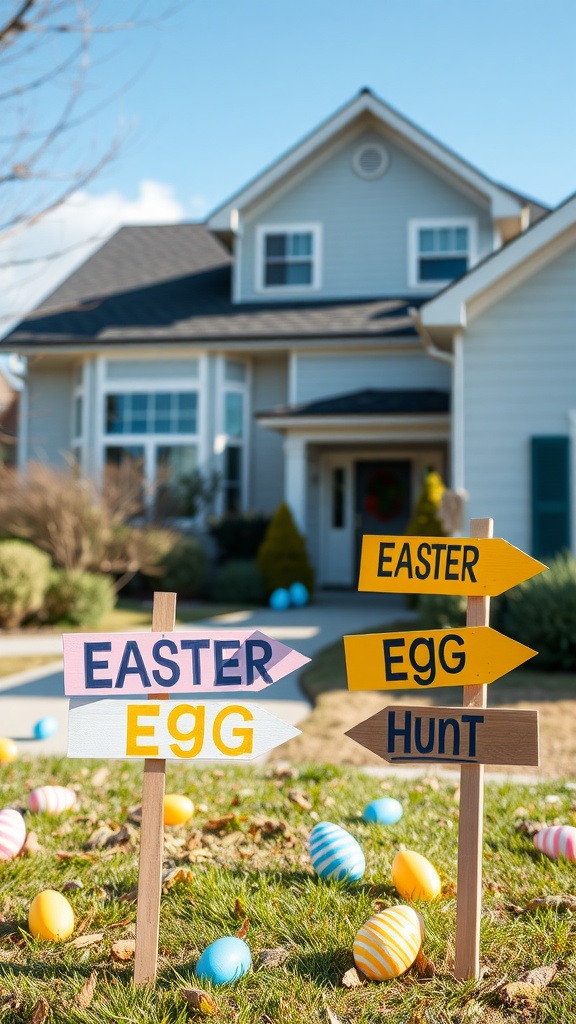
0 592 408 758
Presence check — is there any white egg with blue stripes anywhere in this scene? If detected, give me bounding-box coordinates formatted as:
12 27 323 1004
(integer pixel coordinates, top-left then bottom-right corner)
308 821 365 881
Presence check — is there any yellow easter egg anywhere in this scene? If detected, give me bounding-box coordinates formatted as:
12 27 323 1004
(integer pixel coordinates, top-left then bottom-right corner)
0 738 17 763
391 849 441 901
28 890 74 941
353 905 422 980
164 793 194 826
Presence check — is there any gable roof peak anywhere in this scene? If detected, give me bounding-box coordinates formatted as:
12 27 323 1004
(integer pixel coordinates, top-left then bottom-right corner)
207 88 524 233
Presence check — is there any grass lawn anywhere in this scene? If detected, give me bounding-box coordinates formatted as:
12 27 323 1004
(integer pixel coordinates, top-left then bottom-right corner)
0 759 575 1022
0 656 63 680
80 598 252 634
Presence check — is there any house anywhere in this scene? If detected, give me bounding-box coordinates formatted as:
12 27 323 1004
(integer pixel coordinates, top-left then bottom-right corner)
4 87 563 587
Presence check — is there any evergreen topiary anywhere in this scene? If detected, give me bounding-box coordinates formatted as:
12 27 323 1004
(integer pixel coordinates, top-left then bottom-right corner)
500 552 576 670
210 560 265 604
405 469 446 537
160 535 208 599
256 503 314 599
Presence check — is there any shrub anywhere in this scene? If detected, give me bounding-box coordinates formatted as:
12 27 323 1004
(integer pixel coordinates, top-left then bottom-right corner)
210 560 265 604
209 514 271 563
44 569 115 627
500 552 576 670
417 593 467 630
256 502 314 598
160 536 209 599
405 469 446 537
0 540 51 628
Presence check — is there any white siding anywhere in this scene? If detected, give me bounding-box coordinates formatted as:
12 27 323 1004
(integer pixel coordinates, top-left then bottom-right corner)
295 350 450 404
250 355 288 512
463 240 576 553
28 367 74 466
239 129 493 303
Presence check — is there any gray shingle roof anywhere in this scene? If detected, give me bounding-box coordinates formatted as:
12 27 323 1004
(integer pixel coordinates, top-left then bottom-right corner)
3 224 420 347
259 388 450 418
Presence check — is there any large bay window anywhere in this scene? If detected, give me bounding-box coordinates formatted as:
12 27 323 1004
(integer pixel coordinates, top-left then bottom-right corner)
101 359 203 520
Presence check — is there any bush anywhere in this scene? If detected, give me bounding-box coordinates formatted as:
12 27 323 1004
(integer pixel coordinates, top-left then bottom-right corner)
0 540 51 628
500 552 576 670
256 502 314 598
405 469 446 536
417 593 467 630
44 569 115 627
209 514 271 563
210 560 265 604
160 536 209 599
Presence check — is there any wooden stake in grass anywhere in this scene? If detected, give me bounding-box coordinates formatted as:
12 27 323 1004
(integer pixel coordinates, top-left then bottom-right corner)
454 518 492 981
134 591 176 987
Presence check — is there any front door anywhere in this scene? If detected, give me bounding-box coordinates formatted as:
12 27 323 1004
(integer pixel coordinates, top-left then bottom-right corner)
355 460 412 566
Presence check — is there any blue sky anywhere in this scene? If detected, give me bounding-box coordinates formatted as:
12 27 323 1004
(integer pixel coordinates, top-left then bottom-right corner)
1 0 576 333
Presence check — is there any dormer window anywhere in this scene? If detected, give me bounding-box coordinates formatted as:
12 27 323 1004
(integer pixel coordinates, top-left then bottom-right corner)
408 218 477 289
256 223 321 292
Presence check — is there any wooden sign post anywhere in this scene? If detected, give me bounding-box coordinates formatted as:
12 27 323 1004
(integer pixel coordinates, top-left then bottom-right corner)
63 593 310 985
344 519 547 981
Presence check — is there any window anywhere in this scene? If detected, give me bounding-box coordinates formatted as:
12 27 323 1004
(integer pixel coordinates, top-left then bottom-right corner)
257 224 321 291
105 392 197 435
409 219 476 288
218 357 248 514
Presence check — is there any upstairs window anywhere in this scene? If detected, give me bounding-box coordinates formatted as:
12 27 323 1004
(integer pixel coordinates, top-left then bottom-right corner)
409 219 476 288
256 224 321 291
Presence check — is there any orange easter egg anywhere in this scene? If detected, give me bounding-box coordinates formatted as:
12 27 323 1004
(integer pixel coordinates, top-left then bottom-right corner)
163 794 194 826
28 890 74 941
391 849 441 901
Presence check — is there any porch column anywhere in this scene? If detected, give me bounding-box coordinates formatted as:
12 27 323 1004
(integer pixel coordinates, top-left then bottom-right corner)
284 435 307 533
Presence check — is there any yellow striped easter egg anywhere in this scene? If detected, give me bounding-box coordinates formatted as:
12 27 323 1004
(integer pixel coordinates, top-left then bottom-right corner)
353 905 422 981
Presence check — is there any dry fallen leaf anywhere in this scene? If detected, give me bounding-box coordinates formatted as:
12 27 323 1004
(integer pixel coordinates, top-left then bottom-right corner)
500 963 557 1005
234 898 246 919
288 789 312 811
22 831 43 857
111 939 136 961
75 970 97 1009
414 948 436 977
84 825 115 850
236 918 250 940
0 993 21 1011
62 879 84 892
91 766 110 788
257 947 291 969
162 866 194 892
203 814 236 832
70 932 104 949
119 887 138 904
325 1007 342 1024
341 966 365 989
181 987 218 1015
31 996 49 1024
526 895 576 912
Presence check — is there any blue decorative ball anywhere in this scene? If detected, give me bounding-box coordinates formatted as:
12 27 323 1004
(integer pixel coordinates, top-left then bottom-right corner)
289 582 309 607
33 717 59 741
269 587 290 611
309 821 365 881
196 936 252 985
363 797 403 825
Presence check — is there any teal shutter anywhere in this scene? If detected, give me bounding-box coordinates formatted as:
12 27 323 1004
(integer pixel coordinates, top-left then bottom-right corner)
531 437 570 560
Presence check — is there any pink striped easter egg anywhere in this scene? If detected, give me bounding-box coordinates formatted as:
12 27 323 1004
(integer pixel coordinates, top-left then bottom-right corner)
0 808 26 861
28 786 76 815
534 825 576 862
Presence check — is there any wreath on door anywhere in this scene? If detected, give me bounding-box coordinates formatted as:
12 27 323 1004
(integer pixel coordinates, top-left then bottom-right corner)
365 467 405 522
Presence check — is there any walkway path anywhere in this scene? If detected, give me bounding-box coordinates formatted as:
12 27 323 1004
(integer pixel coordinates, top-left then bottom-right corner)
0 592 408 757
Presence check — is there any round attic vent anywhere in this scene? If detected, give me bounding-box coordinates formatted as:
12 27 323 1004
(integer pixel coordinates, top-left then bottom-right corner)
352 142 389 180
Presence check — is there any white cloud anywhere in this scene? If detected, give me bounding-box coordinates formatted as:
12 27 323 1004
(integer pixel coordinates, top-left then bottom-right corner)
0 180 185 337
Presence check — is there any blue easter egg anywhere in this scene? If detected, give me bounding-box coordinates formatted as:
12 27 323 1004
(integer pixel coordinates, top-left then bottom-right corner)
33 717 59 741
269 587 290 611
363 797 403 825
309 821 365 881
196 936 251 985
289 582 309 607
